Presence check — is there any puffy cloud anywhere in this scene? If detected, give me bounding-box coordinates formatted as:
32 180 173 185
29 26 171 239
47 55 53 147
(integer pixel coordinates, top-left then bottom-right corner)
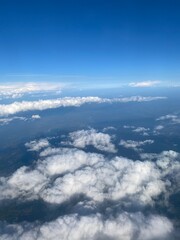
129 81 160 87
157 114 177 121
25 139 50 151
119 139 154 151
132 127 150 136
67 129 117 153
0 96 167 117
0 144 179 208
153 125 164 135
0 82 63 99
0 131 179 239
157 114 180 124
31 114 41 119
0 213 173 240
154 125 164 131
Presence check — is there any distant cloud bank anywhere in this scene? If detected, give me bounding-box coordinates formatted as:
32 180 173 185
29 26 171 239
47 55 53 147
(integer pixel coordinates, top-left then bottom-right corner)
129 81 160 87
0 96 166 116
0 82 64 99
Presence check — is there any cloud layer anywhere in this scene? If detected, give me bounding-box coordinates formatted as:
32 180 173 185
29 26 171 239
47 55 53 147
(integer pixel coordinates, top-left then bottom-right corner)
0 129 179 239
0 96 167 117
0 213 173 240
129 81 160 87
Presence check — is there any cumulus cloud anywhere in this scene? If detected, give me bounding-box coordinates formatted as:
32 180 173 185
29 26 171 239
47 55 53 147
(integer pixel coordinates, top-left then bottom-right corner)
67 129 117 153
31 114 41 119
0 131 179 239
119 139 154 151
0 213 173 240
0 144 179 208
129 81 160 87
154 125 164 131
133 127 150 136
153 125 164 135
0 82 64 99
157 114 180 124
0 96 167 117
25 139 50 151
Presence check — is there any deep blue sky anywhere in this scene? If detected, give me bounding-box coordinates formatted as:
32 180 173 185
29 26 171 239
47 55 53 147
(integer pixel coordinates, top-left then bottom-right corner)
0 0 180 85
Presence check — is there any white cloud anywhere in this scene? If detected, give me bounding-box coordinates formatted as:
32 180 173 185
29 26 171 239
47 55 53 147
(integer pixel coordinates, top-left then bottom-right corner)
25 139 50 151
154 125 164 131
0 116 27 125
129 81 160 87
0 213 173 240
31 114 41 119
119 139 154 151
157 114 177 121
157 114 180 124
132 127 150 136
0 82 64 99
67 129 117 153
0 145 179 208
0 131 179 239
0 96 167 117
102 126 116 132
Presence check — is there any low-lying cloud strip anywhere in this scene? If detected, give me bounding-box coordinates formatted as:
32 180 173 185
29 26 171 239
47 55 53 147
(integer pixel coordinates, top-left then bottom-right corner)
129 81 160 87
0 212 173 240
0 96 166 116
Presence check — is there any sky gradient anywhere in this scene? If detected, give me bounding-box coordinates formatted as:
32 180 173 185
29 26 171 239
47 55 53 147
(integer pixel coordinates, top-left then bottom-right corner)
0 0 180 85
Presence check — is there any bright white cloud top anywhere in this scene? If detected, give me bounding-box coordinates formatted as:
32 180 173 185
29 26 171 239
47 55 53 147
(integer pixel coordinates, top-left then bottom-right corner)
0 96 166 116
0 129 179 240
68 129 117 152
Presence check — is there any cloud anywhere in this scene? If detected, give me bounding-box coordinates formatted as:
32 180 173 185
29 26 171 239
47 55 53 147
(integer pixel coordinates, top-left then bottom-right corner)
0 116 27 125
157 114 177 121
153 125 164 135
0 144 179 207
132 127 150 136
67 129 117 153
119 139 154 151
0 82 64 99
129 81 160 87
0 96 167 117
25 139 50 151
31 114 41 119
0 213 173 240
157 114 180 124
154 125 164 131
123 125 135 129
0 131 179 239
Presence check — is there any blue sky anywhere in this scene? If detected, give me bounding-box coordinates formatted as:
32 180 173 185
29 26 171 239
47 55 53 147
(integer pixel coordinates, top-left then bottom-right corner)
0 0 180 86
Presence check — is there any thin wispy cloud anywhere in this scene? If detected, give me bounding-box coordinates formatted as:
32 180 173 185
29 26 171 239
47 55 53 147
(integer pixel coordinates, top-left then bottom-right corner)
119 139 154 151
129 81 160 87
